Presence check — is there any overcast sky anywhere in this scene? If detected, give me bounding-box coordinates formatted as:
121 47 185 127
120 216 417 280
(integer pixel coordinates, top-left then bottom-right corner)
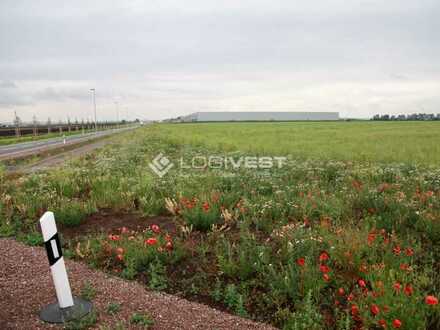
1 0 439 122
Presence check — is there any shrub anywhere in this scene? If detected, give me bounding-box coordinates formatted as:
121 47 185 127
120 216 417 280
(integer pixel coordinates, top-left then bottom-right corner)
130 313 154 327
283 290 323 330
179 196 221 231
147 258 168 291
105 302 121 315
55 201 92 227
80 281 97 301
224 284 248 317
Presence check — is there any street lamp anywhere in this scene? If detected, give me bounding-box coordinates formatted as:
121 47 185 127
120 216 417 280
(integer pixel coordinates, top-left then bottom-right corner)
90 88 97 132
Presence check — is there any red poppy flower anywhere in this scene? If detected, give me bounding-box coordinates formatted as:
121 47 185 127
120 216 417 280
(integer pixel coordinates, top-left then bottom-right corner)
405 248 414 256
202 201 210 212
296 258 305 267
108 234 120 241
337 288 345 296
352 179 362 191
393 246 401 256
368 232 376 245
320 264 330 273
116 254 123 262
404 284 413 296
319 251 329 262
347 293 355 302
165 241 173 251
358 279 366 288
151 224 160 233
400 263 409 271
392 319 402 328
370 304 380 316
145 237 157 246
378 319 387 328
323 274 330 282
351 304 359 315
425 295 439 305
393 282 401 292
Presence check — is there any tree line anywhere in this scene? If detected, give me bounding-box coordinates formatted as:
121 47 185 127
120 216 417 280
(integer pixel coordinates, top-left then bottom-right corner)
372 113 440 121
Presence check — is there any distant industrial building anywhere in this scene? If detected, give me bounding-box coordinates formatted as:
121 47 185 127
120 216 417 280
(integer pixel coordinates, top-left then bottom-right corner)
175 111 339 122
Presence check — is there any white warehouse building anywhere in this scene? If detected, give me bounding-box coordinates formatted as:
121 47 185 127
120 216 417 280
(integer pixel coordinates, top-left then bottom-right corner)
180 112 339 122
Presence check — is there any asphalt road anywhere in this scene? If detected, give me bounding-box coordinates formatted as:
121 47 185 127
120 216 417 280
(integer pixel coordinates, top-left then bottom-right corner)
0 126 138 161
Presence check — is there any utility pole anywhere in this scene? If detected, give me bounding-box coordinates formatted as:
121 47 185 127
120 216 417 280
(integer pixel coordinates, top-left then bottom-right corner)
32 114 38 137
90 88 97 132
114 101 120 129
14 111 21 138
47 117 52 134
67 116 71 133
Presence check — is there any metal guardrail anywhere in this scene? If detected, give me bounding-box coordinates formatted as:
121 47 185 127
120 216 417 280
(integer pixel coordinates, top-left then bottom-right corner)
0 123 125 137
0 125 139 161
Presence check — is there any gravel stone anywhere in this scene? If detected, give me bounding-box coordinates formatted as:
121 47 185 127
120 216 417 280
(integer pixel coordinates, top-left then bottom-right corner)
0 238 276 329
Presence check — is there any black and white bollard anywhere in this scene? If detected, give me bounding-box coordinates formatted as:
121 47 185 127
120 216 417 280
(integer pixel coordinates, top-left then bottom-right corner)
39 211 92 323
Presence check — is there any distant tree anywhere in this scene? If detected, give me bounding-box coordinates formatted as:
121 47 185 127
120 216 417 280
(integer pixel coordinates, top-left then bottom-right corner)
371 113 440 121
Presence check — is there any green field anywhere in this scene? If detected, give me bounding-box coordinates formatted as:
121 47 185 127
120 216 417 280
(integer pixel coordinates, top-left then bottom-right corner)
1 123 440 329
158 121 440 164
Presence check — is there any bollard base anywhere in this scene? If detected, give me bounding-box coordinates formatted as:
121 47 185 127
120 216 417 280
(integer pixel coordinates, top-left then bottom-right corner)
40 297 93 323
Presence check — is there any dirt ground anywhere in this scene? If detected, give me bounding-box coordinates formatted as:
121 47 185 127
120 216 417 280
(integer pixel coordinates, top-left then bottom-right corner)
59 210 176 240
0 239 275 330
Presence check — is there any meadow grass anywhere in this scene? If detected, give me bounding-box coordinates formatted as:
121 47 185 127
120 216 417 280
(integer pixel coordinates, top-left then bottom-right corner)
156 121 440 164
2 125 440 329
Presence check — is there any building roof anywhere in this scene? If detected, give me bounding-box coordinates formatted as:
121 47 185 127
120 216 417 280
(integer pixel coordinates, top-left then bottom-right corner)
181 111 339 122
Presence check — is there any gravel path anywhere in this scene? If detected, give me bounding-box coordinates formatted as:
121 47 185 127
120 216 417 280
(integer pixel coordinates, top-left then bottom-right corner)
0 239 275 329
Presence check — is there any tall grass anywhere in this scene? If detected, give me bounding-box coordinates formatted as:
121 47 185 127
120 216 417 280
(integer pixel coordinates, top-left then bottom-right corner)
156 121 440 165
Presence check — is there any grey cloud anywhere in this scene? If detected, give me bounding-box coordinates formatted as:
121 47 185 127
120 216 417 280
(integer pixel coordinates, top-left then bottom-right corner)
1 0 439 78
0 88 33 107
0 0 439 120
34 87 92 102
0 80 17 88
